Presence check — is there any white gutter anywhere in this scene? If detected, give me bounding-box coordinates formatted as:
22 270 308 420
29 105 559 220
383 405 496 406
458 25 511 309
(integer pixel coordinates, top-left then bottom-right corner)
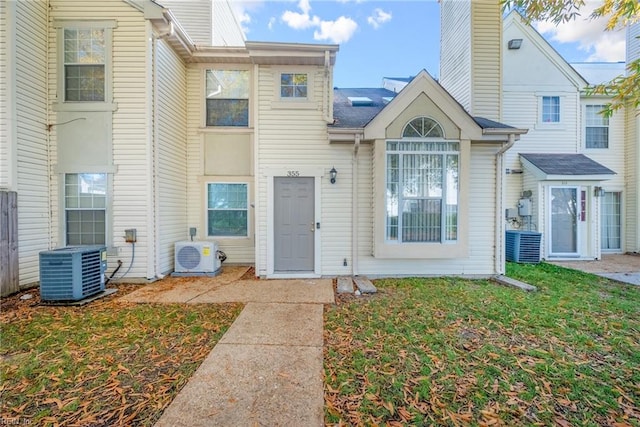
351 133 361 276
494 133 516 274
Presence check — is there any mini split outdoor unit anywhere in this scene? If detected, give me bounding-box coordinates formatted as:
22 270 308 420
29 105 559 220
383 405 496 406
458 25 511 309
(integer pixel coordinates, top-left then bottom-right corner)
39 246 107 301
174 241 221 274
505 230 542 264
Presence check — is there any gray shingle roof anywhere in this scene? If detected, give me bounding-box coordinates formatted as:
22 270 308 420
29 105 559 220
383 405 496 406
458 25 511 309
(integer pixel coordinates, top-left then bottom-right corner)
331 88 518 131
473 117 517 130
520 153 616 176
331 88 397 128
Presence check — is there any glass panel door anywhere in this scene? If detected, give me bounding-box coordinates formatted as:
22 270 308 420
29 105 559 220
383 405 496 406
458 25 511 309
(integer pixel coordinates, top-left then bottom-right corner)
601 191 621 251
550 187 579 256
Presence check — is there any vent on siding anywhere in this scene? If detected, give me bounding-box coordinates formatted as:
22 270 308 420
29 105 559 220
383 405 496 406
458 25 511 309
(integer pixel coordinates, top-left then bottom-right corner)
505 231 541 263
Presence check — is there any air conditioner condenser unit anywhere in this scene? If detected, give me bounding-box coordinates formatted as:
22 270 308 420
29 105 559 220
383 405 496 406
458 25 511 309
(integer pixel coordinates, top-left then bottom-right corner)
39 246 107 301
174 241 221 275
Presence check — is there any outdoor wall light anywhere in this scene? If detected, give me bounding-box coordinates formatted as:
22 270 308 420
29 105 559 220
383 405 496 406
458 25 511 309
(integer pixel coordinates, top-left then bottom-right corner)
594 186 605 197
508 39 523 50
329 167 337 184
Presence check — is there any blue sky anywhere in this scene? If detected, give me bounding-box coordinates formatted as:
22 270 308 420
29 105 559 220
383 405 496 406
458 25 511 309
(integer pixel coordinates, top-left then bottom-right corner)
231 0 627 88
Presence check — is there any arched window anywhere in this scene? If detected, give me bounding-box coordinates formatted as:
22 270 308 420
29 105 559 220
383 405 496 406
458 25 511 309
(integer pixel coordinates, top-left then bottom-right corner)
402 117 444 138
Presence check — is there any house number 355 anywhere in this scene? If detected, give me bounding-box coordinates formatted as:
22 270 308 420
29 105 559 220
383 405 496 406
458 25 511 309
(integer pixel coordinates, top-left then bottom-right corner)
287 170 300 177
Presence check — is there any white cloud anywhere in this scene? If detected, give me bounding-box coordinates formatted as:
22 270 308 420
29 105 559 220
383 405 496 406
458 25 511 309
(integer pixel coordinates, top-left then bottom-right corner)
281 0 358 44
314 16 358 43
534 4 626 62
367 8 392 29
267 16 277 31
282 0 321 30
229 0 263 34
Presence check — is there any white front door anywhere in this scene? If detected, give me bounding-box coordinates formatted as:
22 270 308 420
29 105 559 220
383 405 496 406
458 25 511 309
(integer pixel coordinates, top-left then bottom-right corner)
549 186 581 257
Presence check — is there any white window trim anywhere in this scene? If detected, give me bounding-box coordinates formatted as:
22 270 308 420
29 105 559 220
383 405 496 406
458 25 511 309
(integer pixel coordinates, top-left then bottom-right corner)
205 181 251 239
535 93 566 130
384 139 459 244
373 138 470 259
203 67 252 128
271 67 316 109
53 20 116 112
59 172 113 249
583 103 609 150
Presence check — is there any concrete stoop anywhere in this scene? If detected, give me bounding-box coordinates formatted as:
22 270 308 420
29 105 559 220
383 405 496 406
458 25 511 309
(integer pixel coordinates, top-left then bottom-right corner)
337 276 377 294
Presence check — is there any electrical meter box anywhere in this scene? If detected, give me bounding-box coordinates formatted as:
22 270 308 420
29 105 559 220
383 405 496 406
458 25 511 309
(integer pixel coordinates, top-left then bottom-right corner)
517 198 532 216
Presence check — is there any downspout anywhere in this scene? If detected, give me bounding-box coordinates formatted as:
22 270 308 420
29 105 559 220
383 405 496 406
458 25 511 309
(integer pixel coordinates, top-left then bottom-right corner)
494 133 516 275
322 50 332 123
147 23 158 280
351 133 361 276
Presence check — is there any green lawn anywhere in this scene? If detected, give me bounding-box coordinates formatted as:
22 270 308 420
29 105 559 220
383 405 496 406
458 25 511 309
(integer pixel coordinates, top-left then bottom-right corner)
324 262 640 426
1 295 242 426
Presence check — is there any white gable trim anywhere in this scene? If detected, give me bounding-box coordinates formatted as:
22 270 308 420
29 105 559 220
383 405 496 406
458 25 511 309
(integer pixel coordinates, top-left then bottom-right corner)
503 11 588 89
364 71 484 140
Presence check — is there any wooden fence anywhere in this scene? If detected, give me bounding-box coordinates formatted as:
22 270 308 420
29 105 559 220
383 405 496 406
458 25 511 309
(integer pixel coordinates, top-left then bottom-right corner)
1 191 19 296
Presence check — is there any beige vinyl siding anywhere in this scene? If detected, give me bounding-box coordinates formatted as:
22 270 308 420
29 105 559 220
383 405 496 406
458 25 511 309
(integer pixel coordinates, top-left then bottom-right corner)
183 66 255 263
584 106 625 189
439 0 471 112
440 0 501 120
160 0 212 45
256 65 351 276
185 66 202 234
470 1 501 120
627 23 640 64
625 106 639 252
48 0 151 278
357 144 497 276
155 39 188 274
0 0 8 190
213 0 245 46
502 89 580 209
14 0 49 286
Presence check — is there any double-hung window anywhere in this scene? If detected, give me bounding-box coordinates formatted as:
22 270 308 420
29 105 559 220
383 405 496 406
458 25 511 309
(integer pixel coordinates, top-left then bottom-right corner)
386 118 459 243
205 70 249 126
541 96 560 123
207 183 248 237
585 105 609 148
65 173 107 245
63 28 106 102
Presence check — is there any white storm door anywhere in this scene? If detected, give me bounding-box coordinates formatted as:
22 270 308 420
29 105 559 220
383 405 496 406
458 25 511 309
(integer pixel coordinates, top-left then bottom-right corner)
549 186 580 256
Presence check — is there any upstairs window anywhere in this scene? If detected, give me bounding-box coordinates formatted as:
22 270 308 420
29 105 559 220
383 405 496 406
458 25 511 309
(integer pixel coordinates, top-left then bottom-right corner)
280 73 308 99
402 117 445 138
206 70 249 127
541 96 560 123
63 28 105 101
585 105 609 148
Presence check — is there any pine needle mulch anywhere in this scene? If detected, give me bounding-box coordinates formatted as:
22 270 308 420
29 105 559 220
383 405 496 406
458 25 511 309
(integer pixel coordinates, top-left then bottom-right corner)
1 284 242 426
324 263 640 426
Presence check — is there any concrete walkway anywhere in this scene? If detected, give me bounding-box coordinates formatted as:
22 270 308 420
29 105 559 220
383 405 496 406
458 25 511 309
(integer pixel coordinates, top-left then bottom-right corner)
122 268 334 427
549 254 640 286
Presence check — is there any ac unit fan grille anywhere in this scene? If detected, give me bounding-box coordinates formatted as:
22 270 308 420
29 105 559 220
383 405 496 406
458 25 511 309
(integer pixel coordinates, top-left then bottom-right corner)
177 246 202 270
